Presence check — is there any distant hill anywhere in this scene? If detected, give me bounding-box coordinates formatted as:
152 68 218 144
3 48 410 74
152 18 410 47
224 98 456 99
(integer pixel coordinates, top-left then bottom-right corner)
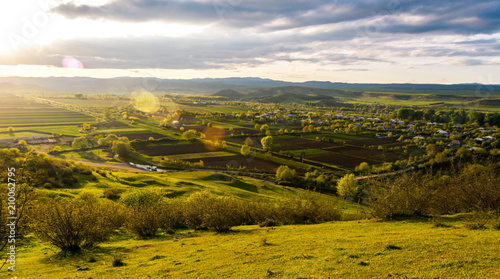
0 76 498 95
213 86 349 105
211 89 244 99
0 82 48 92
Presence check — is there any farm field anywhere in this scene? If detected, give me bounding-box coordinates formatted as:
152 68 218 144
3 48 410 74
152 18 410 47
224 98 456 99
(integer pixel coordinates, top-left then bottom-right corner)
0 95 95 139
134 141 214 156
185 154 282 172
13 216 500 279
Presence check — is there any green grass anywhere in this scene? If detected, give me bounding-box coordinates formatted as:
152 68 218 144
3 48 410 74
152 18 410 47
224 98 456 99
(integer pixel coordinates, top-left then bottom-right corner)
14 216 500 278
46 169 335 202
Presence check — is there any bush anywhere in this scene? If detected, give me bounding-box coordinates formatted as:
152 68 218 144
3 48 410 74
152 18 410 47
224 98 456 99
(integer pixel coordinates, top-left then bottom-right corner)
369 164 500 219
183 191 213 230
29 195 124 253
203 196 241 232
122 190 163 238
112 254 126 267
104 187 121 200
158 199 184 231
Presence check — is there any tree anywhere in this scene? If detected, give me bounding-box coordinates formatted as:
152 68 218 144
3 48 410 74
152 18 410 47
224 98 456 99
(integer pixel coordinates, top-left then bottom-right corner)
355 162 370 174
82 123 91 131
244 137 254 146
261 136 273 151
276 165 298 183
240 144 251 156
337 173 358 199
260 124 270 131
181 129 197 141
103 109 112 120
265 129 272 136
7 126 14 132
72 137 89 149
51 146 62 152
112 141 130 157
254 124 260 130
18 140 27 146
426 144 439 157
435 152 447 164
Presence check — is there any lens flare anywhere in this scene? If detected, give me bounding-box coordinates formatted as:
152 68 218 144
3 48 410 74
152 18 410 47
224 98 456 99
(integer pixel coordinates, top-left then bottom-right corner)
130 89 160 113
62 56 83 70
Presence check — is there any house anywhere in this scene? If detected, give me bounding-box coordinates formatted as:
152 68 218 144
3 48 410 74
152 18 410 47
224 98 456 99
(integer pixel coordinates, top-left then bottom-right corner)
436 130 449 136
448 140 461 148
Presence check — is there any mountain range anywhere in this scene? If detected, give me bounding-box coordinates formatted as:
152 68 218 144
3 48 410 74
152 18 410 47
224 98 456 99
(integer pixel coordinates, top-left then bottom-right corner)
0 76 499 94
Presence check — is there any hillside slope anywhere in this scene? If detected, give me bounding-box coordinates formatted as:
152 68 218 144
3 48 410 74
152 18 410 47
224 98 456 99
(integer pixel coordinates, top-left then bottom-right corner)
15 216 500 278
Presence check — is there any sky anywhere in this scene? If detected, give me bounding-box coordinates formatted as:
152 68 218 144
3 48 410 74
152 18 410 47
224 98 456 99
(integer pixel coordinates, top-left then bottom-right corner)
0 0 499 84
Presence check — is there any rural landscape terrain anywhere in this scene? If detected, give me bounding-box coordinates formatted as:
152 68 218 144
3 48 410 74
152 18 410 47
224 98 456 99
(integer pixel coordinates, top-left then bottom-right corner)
1 78 499 278
2 0 500 278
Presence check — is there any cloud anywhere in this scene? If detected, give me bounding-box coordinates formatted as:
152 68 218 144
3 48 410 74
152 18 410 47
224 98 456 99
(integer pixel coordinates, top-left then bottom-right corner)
50 0 500 36
1 0 497 74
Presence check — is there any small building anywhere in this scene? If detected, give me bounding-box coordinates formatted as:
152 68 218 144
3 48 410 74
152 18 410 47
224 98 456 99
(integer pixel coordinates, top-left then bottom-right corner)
447 140 461 148
436 130 449 136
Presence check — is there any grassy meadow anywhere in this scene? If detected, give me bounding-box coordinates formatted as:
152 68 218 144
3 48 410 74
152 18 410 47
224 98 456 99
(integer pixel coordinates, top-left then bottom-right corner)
12 216 500 278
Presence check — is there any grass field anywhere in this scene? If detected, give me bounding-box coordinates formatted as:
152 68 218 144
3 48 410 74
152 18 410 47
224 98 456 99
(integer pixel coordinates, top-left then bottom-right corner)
13 215 500 278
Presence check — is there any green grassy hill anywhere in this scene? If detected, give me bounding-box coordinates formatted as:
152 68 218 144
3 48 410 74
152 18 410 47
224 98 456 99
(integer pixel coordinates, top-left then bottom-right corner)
14 215 500 278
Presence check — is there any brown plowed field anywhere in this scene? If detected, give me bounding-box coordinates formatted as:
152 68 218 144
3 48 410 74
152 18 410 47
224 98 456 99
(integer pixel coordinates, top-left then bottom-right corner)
136 143 215 156
117 132 167 141
326 146 407 162
274 137 342 151
346 138 395 146
309 152 379 169
185 154 280 172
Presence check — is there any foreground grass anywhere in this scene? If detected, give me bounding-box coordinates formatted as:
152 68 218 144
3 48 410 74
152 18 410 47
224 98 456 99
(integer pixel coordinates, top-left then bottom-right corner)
12 217 500 278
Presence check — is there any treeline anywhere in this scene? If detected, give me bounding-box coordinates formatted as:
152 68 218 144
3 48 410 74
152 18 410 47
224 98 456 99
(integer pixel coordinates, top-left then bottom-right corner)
369 163 500 219
393 108 500 125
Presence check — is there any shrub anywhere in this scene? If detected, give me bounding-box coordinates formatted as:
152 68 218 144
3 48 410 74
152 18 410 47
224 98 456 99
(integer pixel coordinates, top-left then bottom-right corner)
122 190 163 238
104 187 121 200
183 191 213 230
112 254 126 267
276 165 298 183
29 195 123 253
203 196 241 232
158 198 184 231
370 164 500 219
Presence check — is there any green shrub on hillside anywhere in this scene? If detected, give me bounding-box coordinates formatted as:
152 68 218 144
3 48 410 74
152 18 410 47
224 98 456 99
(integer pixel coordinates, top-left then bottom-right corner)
29 195 124 253
122 190 163 238
369 164 500 219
